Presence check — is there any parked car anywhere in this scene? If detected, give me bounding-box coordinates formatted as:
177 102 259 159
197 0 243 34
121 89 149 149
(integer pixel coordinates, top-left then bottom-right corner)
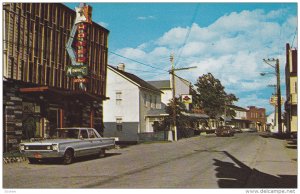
215 126 234 137
242 128 257 133
233 127 243 133
19 127 116 164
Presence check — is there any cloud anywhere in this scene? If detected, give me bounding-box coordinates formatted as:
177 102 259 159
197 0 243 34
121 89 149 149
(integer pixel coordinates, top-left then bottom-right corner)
137 15 156 20
108 8 297 112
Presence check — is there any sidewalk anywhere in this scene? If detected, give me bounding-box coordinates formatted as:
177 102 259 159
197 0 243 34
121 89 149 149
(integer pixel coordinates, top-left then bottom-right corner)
245 136 297 188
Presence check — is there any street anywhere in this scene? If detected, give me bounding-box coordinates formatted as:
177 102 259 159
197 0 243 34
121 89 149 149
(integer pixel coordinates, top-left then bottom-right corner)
3 133 297 188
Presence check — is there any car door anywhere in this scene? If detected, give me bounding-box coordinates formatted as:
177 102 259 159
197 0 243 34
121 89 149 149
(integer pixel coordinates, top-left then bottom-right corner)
88 129 104 154
77 129 94 157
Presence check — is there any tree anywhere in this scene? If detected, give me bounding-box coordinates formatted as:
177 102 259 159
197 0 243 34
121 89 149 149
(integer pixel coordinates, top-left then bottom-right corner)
193 73 238 119
155 98 195 138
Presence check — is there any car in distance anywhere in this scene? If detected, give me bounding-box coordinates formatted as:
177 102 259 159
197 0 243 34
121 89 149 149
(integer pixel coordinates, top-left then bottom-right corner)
215 126 234 137
233 127 243 133
19 128 116 164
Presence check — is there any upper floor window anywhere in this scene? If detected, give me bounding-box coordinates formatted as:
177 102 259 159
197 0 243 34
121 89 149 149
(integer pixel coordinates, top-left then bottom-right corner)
116 91 122 105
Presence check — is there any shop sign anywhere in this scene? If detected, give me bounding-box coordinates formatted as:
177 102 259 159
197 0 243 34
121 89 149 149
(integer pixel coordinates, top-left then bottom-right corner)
269 96 284 106
181 95 192 104
73 78 88 83
75 5 92 24
66 65 88 77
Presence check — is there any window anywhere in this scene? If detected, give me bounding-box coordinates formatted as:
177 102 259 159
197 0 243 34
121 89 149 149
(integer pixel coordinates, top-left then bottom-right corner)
80 130 88 139
88 129 97 138
145 94 150 107
116 91 122 105
151 95 155 109
144 94 147 107
116 117 122 131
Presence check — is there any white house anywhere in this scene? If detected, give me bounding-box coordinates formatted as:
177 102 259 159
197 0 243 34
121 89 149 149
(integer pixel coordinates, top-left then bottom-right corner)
103 64 164 142
148 74 191 109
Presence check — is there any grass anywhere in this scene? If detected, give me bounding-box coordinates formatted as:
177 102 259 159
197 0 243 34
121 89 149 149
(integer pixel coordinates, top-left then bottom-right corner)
3 150 25 158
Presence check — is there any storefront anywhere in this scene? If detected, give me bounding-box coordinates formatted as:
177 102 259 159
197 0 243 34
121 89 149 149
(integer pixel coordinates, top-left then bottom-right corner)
3 3 109 152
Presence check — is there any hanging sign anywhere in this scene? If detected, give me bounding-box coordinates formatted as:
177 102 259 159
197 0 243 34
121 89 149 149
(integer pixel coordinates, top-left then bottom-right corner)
181 95 192 104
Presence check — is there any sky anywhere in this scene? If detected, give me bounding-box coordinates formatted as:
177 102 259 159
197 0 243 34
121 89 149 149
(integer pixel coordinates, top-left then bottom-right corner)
66 2 298 114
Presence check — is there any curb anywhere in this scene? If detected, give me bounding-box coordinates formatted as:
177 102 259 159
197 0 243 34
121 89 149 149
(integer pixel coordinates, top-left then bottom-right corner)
3 156 27 164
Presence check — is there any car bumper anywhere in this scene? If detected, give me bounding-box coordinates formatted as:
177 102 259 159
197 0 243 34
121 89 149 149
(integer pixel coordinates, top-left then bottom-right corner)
20 150 64 159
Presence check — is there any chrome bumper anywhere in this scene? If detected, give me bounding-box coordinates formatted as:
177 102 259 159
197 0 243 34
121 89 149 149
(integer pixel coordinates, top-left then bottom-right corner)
20 150 64 158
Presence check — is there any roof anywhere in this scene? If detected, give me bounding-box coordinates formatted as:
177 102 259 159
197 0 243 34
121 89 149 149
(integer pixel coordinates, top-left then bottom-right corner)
227 104 248 111
108 65 161 93
182 112 210 119
148 80 171 89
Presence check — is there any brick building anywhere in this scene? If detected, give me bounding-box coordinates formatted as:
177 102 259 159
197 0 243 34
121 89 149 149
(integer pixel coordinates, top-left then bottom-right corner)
246 106 266 132
3 3 109 151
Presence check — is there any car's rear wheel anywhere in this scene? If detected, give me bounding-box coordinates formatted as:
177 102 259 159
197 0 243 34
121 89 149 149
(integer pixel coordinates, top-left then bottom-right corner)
28 158 39 164
63 149 74 165
98 148 106 158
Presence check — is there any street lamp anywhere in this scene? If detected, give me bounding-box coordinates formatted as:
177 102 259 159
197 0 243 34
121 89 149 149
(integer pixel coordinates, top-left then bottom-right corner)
261 58 282 134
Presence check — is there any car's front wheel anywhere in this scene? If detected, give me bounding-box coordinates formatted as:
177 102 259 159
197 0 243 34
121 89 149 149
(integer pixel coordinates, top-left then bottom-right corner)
63 149 74 165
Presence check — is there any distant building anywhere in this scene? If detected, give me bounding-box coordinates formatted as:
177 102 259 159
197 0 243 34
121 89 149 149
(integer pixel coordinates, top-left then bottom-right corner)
246 106 267 131
227 105 251 129
266 112 275 132
103 64 164 142
285 43 297 137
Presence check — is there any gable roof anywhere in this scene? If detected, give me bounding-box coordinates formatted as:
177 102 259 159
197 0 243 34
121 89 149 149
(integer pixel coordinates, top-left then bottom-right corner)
108 65 161 93
227 104 247 111
148 80 171 89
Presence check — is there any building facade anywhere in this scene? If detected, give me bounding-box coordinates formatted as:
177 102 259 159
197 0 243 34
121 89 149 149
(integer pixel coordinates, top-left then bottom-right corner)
227 105 251 129
3 3 109 151
246 106 266 131
285 43 298 137
148 75 191 109
103 64 163 142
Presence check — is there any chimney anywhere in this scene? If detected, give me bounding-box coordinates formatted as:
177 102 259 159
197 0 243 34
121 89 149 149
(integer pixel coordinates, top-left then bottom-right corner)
117 63 125 71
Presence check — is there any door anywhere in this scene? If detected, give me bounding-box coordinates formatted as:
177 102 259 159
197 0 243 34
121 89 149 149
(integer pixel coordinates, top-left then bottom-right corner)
76 129 94 157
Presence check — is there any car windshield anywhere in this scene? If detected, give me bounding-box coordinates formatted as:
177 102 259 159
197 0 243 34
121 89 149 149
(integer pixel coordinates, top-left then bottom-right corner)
50 129 80 139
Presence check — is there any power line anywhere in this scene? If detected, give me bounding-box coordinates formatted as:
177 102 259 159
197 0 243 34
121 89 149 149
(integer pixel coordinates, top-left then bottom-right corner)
174 3 200 68
291 27 297 48
108 50 169 73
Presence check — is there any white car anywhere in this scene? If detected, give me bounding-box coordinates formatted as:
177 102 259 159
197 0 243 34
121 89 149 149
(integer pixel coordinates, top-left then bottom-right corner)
19 128 116 164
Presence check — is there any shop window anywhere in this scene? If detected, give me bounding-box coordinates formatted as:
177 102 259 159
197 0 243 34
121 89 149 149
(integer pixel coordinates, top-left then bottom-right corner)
116 117 122 131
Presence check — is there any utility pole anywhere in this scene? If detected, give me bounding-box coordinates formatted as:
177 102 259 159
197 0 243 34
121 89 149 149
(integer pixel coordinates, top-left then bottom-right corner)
170 54 177 141
169 54 197 141
262 58 282 134
276 59 282 134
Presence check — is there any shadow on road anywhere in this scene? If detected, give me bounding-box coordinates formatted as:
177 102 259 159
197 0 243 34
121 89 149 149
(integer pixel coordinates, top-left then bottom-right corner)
214 151 297 188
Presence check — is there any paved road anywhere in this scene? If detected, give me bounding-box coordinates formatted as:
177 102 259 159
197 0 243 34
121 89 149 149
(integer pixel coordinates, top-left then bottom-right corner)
3 133 297 188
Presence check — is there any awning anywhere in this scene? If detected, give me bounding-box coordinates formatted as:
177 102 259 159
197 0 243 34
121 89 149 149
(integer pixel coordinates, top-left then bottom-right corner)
19 86 108 102
182 112 210 119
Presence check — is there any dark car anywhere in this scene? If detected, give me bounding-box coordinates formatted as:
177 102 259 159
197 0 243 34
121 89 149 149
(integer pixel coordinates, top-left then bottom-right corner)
215 126 234 137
